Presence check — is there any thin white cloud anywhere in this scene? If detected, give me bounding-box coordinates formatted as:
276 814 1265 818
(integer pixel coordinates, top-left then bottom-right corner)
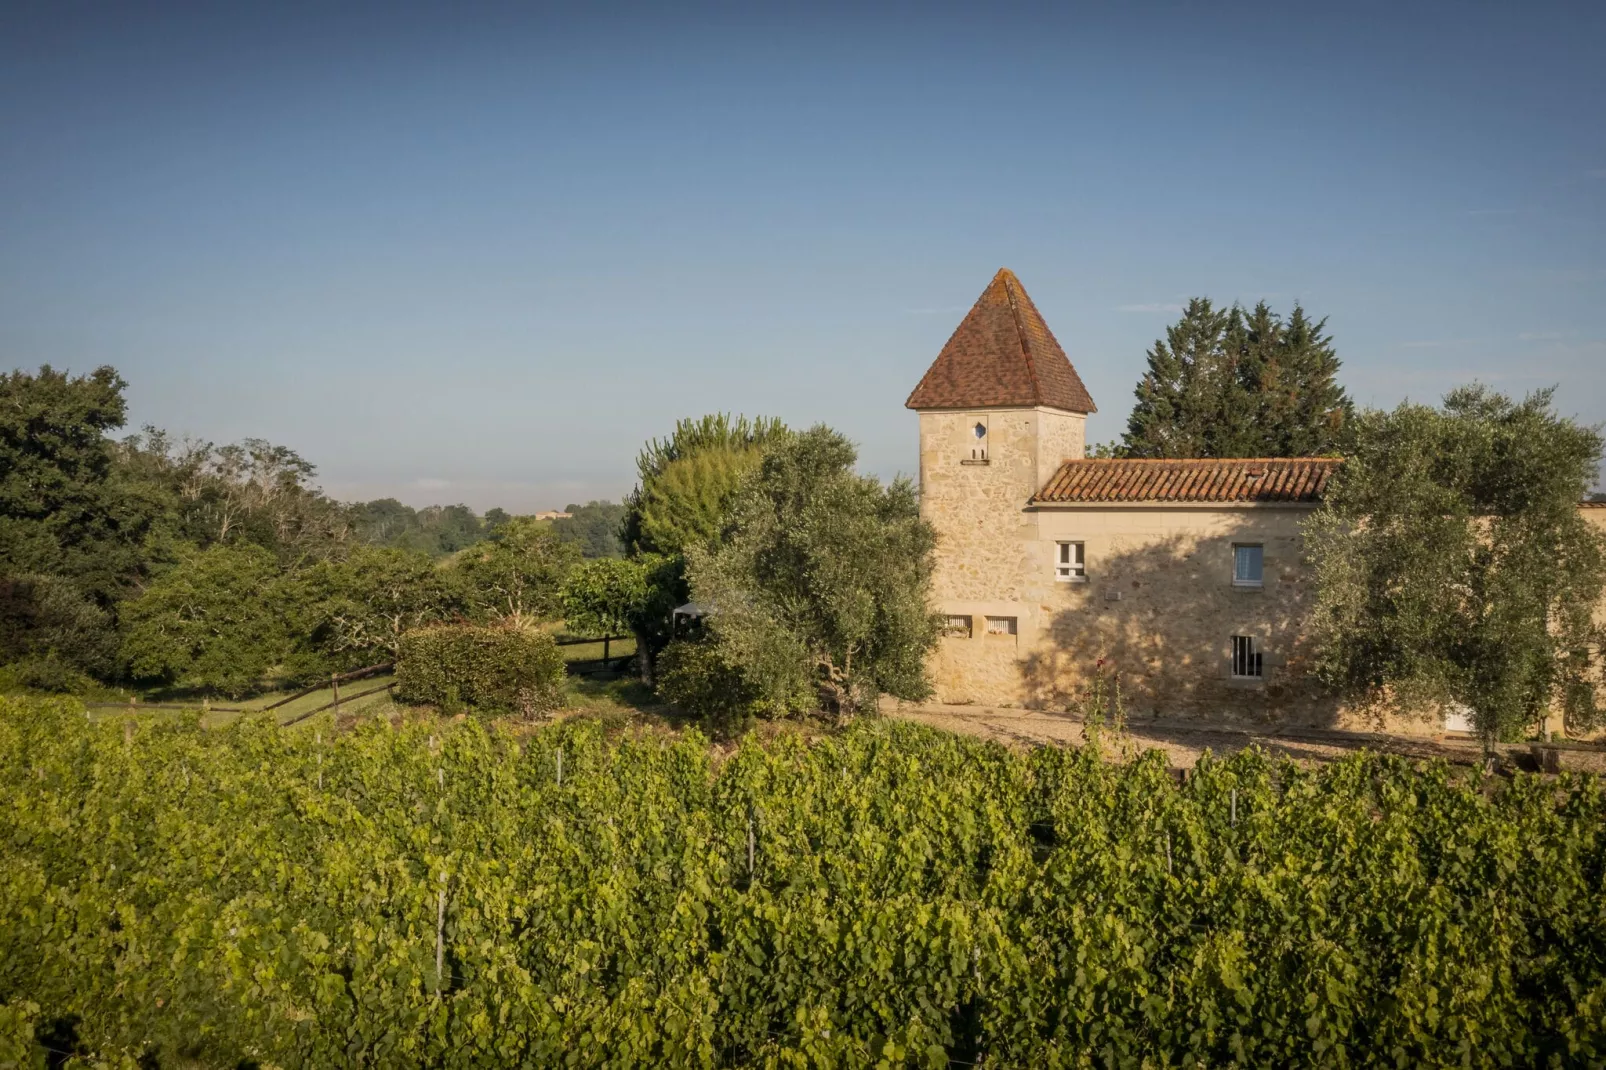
1399 338 1484 350
1116 302 1183 314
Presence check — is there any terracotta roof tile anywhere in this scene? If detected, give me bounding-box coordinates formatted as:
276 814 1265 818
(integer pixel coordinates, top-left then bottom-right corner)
1033 457 1341 504
906 268 1096 413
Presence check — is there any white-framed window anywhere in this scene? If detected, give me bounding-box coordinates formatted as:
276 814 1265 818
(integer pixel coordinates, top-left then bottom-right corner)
985 616 1017 636
1231 635 1263 679
1233 544 1264 587
943 614 972 638
1056 541 1086 582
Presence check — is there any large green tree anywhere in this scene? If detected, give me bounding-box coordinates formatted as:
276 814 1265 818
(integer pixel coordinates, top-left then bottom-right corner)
687 426 941 718
635 448 763 557
117 429 352 565
120 544 300 696
1120 299 1350 458
0 366 169 605
0 574 118 678
453 517 578 625
1306 385 1606 745
622 414 786 555
301 545 466 664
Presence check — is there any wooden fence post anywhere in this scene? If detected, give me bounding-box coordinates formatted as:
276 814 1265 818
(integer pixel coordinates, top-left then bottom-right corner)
331 674 341 718
435 871 447 989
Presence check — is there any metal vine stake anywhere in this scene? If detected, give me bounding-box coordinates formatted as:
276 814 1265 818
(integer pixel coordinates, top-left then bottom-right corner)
1165 832 1172 875
1230 788 1237 827
746 804 756 883
556 747 564 786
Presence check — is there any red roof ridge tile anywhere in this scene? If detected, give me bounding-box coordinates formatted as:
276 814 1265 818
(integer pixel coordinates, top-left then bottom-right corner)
1000 271 1045 404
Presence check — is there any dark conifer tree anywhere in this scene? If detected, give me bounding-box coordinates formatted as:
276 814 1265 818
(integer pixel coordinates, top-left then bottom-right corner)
1119 299 1350 458
1120 299 1236 458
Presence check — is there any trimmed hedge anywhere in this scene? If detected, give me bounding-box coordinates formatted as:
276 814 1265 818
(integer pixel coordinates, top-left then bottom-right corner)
395 623 564 716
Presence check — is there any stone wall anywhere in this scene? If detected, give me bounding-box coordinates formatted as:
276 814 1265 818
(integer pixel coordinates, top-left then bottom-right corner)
919 412 1606 734
917 406 1085 605
927 501 1371 727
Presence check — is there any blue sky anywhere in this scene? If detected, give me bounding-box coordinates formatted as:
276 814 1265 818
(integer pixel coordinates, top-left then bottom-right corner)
2 1 1602 508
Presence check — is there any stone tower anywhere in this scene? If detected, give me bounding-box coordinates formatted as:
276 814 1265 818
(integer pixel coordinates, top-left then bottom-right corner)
906 269 1096 699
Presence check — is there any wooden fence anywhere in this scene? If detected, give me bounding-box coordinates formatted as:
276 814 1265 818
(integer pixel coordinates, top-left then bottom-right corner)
555 634 634 676
81 636 634 721
85 661 394 722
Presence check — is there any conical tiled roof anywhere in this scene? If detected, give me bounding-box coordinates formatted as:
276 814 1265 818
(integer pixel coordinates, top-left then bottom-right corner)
905 268 1096 413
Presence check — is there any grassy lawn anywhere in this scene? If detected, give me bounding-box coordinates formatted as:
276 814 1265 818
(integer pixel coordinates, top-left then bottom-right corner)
81 674 400 729
557 634 637 664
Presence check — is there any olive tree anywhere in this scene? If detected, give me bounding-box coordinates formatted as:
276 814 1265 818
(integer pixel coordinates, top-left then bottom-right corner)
687 426 942 719
1306 385 1606 746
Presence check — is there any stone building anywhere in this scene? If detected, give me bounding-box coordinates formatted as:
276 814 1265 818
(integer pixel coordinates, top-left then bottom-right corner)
908 268 1604 730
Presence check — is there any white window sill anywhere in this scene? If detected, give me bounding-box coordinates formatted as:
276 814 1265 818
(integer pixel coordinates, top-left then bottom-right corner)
1055 575 1088 584
960 459 990 466
1231 581 1264 589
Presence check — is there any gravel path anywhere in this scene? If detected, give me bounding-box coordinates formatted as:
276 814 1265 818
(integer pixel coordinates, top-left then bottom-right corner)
885 701 1606 773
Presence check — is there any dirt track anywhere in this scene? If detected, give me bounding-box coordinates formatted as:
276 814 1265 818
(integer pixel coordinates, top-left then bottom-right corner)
885 701 1606 774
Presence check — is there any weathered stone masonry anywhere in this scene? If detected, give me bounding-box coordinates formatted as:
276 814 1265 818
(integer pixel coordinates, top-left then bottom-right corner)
909 270 1363 726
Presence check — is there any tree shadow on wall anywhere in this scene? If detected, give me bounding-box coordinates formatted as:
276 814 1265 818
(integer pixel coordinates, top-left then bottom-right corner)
1017 519 1346 729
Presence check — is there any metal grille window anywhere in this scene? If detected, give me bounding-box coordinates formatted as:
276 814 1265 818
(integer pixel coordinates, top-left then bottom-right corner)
1056 541 1086 581
1233 544 1264 586
1231 635 1263 678
985 616 1017 636
943 614 972 638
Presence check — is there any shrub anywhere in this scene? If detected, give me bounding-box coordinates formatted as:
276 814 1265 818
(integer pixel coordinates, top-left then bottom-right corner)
0 655 100 696
655 639 767 739
0 574 119 679
395 623 565 717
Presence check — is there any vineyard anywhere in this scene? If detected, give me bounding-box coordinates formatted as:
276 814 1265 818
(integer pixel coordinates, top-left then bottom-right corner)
2 697 1604 1068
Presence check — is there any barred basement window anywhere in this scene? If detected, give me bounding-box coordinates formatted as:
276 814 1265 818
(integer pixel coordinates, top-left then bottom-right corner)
1056 541 1086 581
985 616 1017 636
943 615 973 638
1231 635 1263 679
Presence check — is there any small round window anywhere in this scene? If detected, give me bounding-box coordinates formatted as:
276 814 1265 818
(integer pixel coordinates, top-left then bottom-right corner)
973 423 987 439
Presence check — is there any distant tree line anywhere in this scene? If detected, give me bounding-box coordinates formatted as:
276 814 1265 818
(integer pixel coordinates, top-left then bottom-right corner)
349 498 623 559
0 365 627 695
